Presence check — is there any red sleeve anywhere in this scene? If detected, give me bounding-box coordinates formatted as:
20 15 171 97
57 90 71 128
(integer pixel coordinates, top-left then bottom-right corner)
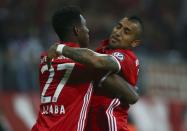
111 51 139 86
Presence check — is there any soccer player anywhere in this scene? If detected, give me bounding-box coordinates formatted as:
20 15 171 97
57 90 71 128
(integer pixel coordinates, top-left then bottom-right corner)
32 6 138 131
48 16 143 131
87 16 143 131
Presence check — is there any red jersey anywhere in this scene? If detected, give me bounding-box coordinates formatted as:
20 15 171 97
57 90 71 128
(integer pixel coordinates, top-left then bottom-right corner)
32 42 100 131
86 40 139 131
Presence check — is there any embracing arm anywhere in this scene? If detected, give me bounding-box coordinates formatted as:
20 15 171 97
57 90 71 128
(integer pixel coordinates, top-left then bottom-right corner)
63 46 119 71
101 74 139 104
47 44 120 72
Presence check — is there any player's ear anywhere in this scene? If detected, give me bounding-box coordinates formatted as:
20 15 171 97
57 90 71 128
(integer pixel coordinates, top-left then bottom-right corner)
132 40 141 47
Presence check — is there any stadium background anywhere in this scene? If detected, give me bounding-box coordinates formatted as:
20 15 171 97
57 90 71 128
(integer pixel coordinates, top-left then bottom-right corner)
0 0 187 131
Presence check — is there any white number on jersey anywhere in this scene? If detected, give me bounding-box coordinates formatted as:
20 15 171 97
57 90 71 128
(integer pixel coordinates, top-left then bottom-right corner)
40 63 75 104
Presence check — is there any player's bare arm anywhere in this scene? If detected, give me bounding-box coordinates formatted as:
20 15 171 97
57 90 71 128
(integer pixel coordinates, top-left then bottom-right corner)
102 74 139 104
47 44 120 72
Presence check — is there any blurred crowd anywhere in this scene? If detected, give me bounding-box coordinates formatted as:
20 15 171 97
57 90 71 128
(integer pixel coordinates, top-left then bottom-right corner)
0 0 187 131
0 0 187 91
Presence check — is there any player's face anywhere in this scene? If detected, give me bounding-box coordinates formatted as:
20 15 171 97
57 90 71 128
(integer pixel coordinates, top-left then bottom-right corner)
76 15 89 47
109 17 140 49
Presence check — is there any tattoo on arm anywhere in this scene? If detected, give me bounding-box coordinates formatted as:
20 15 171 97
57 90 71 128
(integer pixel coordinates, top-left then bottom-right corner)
62 46 120 72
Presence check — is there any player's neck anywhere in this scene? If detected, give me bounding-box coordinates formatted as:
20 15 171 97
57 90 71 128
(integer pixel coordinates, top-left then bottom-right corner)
62 36 78 43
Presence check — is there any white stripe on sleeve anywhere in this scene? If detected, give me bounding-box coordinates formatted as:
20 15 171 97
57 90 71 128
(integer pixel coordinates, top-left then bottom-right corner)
111 55 121 73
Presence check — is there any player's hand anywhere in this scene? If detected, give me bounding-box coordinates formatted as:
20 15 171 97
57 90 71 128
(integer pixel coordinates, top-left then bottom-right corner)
47 43 58 69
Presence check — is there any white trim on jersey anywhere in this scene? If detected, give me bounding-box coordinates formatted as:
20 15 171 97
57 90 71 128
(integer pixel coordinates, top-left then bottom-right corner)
106 98 121 131
77 83 93 131
94 51 121 72
111 55 121 73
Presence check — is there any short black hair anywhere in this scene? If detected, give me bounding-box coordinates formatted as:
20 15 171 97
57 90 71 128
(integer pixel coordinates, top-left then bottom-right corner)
128 15 144 39
52 6 82 40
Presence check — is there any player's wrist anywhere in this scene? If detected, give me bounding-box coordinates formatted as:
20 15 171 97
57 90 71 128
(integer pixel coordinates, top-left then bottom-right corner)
56 44 66 54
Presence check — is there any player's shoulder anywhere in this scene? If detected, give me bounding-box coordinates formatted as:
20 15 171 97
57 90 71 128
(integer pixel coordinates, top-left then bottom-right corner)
122 50 139 66
125 50 138 61
111 49 139 62
112 51 125 61
118 49 137 58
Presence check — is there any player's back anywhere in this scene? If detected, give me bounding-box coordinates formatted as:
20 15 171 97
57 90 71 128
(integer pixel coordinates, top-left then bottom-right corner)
32 43 94 131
